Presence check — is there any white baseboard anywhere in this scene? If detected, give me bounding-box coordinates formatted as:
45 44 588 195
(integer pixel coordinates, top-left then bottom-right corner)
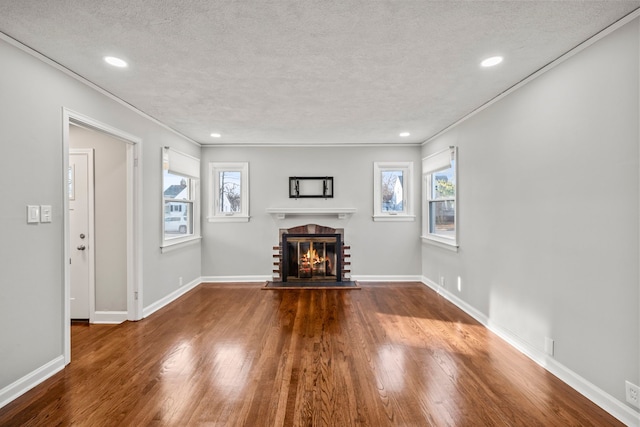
93 311 128 324
0 355 65 410
351 275 423 282
420 276 640 427
143 277 202 318
421 276 489 324
201 275 424 284
200 275 272 283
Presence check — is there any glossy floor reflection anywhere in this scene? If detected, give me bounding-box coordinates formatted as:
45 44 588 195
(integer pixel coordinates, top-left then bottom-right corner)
0 282 624 426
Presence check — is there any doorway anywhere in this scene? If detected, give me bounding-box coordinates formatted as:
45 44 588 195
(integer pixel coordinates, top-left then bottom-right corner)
63 108 142 364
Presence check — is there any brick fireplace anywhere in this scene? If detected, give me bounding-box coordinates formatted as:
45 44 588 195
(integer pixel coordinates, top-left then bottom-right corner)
272 224 350 282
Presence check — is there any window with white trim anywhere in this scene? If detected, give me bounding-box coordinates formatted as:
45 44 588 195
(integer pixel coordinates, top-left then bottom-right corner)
422 147 457 248
208 162 249 222
373 162 414 221
162 147 201 249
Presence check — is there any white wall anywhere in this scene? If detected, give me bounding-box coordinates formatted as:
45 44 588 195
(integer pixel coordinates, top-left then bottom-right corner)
201 145 422 279
422 18 639 414
0 37 201 393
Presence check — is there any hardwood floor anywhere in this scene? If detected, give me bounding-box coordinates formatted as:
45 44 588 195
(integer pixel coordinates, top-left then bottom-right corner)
0 282 625 426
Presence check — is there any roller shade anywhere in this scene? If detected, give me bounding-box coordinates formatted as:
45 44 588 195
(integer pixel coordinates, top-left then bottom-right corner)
163 147 200 179
422 146 455 174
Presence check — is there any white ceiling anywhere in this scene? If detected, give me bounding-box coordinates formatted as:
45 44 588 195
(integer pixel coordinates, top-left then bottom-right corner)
1 1 639 146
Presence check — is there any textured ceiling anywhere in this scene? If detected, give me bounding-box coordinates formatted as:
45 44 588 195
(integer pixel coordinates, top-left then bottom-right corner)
1 1 639 146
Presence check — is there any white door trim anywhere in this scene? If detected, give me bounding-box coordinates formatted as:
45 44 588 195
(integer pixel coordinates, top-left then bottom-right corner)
69 148 96 322
62 108 144 365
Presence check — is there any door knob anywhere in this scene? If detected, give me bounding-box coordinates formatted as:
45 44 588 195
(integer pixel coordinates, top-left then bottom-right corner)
77 245 86 251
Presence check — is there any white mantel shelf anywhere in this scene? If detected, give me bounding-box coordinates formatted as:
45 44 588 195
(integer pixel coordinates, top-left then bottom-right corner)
266 208 357 220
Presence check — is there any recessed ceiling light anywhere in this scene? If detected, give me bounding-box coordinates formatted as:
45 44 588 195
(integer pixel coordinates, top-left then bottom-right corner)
399 132 410 137
481 56 503 67
104 56 128 68
210 133 221 138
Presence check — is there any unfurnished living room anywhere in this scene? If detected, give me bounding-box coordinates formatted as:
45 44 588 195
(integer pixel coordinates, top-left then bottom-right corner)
0 2 639 426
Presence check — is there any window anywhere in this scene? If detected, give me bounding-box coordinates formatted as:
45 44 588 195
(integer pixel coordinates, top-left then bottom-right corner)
162 147 201 250
373 162 414 221
208 162 249 222
422 147 457 248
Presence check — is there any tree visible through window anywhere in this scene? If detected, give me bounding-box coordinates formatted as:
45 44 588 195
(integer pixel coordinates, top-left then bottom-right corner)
381 170 404 212
209 162 249 222
422 146 457 247
219 171 241 213
373 162 414 221
429 164 456 238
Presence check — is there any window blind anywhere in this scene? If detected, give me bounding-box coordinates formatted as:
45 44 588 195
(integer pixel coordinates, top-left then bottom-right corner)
422 146 455 175
163 147 200 178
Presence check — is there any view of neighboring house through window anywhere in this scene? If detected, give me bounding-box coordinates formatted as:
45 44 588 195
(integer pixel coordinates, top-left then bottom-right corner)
163 171 193 237
208 162 249 222
373 161 414 221
381 170 404 212
422 147 457 248
161 147 200 249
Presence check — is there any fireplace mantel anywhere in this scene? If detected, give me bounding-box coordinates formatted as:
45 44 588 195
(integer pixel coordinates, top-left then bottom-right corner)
266 208 356 220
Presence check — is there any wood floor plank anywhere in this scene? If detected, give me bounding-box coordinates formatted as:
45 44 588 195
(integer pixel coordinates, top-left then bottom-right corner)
0 282 626 426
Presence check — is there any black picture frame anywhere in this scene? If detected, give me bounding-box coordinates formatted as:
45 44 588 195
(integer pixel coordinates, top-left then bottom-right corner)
289 177 334 198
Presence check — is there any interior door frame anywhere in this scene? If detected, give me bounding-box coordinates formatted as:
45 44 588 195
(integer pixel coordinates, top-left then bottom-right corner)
69 148 96 322
62 108 143 365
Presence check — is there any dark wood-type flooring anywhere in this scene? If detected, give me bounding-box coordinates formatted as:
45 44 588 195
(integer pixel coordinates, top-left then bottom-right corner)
0 282 625 426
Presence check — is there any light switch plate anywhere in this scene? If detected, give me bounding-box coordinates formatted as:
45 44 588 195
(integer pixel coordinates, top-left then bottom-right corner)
40 205 52 223
27 205 40 223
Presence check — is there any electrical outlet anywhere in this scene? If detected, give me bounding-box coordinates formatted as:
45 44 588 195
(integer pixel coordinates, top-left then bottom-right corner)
626 381 640 408
179 277 183 287
544 337 554 356
440 276 445 287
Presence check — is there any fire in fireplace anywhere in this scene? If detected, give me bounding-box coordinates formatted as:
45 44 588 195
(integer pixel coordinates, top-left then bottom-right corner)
273 224 350 283
282 234 341 282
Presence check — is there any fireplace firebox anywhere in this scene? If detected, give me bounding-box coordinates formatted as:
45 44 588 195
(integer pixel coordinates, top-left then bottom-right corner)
273 224 350 283
282 234 341 282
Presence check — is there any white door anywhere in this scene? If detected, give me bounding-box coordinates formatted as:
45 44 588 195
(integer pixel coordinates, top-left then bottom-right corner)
69 149 94 320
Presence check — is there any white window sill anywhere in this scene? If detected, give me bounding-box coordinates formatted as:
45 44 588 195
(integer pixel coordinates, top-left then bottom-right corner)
373 214 416 222
421 235 458 252
207 215 250 223
161 236 202 253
